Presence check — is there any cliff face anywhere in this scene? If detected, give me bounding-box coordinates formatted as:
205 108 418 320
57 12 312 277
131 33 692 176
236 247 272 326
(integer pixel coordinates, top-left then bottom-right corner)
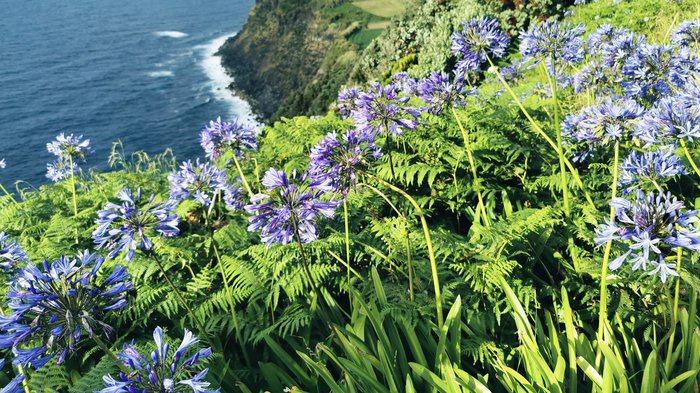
219 0 411 122
219 0 339 121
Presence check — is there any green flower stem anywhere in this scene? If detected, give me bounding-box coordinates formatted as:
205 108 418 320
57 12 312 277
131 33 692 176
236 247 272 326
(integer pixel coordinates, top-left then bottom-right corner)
486 56 597 211
452 107 490 227
366 173 443 328
290 216 339 337
148 252 206 335
93 334 134 376
664 247 684 372
69 155 78 217
359 182 414 300
343 198 352 289
595 142 620 368
232 154 254 198
542 62 571 217
0 182 20 208
680 139 700 178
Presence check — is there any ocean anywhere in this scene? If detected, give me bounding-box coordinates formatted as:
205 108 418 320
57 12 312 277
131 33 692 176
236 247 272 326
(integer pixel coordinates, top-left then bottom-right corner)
0 0 256 186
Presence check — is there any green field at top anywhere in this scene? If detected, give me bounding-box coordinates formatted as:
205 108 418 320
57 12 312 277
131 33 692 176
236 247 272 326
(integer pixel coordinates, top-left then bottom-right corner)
352 0 407 18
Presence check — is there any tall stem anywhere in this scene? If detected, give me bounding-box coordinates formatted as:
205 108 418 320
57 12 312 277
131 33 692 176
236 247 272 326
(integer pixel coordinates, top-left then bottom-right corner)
290 217 321 297
0 182 20 208
69 155 78 217
212 243 240 333
92 334 133 376
343 199 352 289
486 56 596 211
544 63 570 217
452 108 490 226
232 154 254 198
595 142 620 367
358 182 414 299
664 247 684 372
148 252 206 335
680 139 700 178
366 173 443 328
386 137 397 180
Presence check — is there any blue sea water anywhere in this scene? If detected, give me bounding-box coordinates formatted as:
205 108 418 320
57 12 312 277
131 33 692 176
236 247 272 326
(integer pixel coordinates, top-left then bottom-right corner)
0 0 256 186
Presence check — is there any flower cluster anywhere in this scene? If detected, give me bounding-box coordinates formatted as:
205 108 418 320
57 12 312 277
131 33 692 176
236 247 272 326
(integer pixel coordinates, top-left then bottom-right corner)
100 327 218 393
451 17 509 72
93 188 179 262
618 146 686 194
308 129 381 197
417 71 475 115
200 117 259 161
634 96 700 144
45 133 91 183
595 191 700 282
168 159 243 210
0 252 131 368
672 19 700 47
351 82 420 137
621 43 697 100
520 20 585 64
392 72 419 96
245 168 338 246
337 87 360 118
0 233 28 273
562 97 646 154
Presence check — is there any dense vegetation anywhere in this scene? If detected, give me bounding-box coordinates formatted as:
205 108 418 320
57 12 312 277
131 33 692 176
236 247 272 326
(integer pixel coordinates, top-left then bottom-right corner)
1 0 700 392
220 0 578 122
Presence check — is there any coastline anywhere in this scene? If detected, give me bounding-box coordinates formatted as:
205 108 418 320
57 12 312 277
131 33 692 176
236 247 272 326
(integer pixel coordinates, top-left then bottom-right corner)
200 32 259 127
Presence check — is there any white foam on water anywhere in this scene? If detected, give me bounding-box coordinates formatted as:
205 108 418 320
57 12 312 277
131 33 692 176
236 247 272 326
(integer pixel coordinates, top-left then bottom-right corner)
148 70 174 78
154 31 189 38
200 33 258 127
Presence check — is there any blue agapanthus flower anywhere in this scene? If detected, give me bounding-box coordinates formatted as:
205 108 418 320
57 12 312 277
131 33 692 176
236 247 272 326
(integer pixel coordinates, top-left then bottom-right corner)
417 70 475 115
520 20 585 64
46 133 92 161
0 359 24 393
245 168 338 246
622 43 698 100
337 87 360 118
100 326 218 393
46 158 78 183
634 96 700 144
168 159 231 208
562 96 646 152
595 191 700 282
351 82 420 137
93 188 180 262
0 251 131 369
672 20 700 47
619 145 687 194
0 233 28 273
451 17 509 72
572 61 614 95
392 72 419 95
308 128 382 197
200 117 259 161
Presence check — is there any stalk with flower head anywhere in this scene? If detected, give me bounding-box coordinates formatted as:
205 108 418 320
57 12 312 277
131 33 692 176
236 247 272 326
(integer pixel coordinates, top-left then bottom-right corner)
46 133 92 217
92 188 205 334
201 117 259 198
